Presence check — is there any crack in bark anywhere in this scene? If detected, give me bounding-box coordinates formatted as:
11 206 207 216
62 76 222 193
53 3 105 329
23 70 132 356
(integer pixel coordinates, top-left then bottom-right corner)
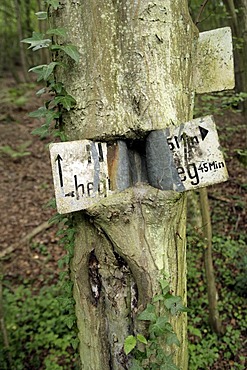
88 250 102 306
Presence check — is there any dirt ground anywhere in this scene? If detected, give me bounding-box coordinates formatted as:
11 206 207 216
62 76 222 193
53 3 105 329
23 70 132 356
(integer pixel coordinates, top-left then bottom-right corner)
0 76 65 286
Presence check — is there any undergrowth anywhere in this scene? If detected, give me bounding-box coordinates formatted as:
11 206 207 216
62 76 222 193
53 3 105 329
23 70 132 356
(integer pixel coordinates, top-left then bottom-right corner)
0 283 80 370
187 226 247 370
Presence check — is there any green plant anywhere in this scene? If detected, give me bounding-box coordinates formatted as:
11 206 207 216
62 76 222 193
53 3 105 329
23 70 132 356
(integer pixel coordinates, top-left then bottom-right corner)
124 276 188 370
194 91 247 118
187 225 247 370
0 141 31 159
0 284 80 370
22 2 79 140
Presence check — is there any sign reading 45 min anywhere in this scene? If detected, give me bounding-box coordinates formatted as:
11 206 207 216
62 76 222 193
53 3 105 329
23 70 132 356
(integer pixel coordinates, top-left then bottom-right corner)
146 115 228 192
166 115 228 190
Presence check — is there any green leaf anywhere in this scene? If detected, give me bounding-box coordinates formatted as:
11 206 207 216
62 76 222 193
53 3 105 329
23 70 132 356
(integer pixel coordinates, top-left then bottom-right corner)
29 64 47 82
149 316 169 337
31 124 49 138
138 304 157 322
136 334 147 345
165 332 180 346
152 294 165 303
47 28 67 38
124 335 137 355
51 44 80 63
29 106 48 118
159 278 170 295
71 338 79 350
36 87 46 96
43 62 61 80
21 32 51 50
35 11 47 20
160 355 179 370
45 0 60 9
64 315 76 329
53 95 76 110
164 296 188 315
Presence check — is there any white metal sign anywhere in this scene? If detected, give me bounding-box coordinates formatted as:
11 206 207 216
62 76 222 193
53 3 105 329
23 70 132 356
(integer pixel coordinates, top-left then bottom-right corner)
50 140 110 214
195 27 235 94
165 115 228 190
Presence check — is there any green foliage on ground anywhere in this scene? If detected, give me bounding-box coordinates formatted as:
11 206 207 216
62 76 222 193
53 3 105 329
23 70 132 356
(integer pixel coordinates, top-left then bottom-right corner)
0 283 80 370
187 226 247 370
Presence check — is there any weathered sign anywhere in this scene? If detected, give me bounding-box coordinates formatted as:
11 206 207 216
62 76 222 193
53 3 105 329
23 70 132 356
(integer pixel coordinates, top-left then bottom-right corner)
146 115 228 191
50 140 109 214
194 27 235 94
50 116 228 214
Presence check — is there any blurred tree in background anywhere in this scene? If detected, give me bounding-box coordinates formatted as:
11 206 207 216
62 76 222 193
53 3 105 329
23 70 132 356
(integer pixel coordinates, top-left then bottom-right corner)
0 0 48 82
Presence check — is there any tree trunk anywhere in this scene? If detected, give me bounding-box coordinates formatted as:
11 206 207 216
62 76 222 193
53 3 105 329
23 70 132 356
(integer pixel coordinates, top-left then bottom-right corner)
14 0 30 82
54 1 198 368
199 188 223 335
223 0 247 116
234 0 247 116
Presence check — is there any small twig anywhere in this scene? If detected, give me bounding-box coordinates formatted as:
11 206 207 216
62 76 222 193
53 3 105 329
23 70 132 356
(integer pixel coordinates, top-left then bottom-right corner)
208 194 233 203
0 221 52 259
195 0 210 25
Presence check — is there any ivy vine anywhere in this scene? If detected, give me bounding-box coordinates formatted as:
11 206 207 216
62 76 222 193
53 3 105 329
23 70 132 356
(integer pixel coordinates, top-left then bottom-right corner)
124 276 188 370
21 0 79 140
22 0 79 352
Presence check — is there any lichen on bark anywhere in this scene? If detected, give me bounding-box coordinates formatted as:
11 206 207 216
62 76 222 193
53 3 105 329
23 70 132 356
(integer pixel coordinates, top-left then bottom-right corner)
71 185 187 369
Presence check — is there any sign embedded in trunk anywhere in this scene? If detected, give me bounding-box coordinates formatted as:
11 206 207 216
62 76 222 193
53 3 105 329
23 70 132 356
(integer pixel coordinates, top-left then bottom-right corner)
50 116 228 214
50 140 109 214
146 116 228 192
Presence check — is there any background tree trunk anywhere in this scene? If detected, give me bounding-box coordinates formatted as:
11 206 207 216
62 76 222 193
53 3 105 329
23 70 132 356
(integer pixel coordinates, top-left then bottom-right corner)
223 0 247 116
54 1 198 368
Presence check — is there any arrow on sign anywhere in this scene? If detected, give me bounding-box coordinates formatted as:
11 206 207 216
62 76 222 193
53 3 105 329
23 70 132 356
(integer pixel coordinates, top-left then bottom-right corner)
56 154 63 188
199 126 209 141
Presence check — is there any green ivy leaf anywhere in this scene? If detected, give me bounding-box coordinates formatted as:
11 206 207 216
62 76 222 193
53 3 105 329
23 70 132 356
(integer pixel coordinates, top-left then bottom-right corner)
35 11 47 20
160 355 180 370
43 62 61 80
45 0 60 9
31 124 49 138
47 28 67 38
124 335 137 355
165 332 180 347
164 296 188 315
36 87 46 96
53 95 76 110
152 294 165 303
22 32 51 50
64 314 76 329
159 278 170 295
137 334 147 345
29 106 48 118
51 44 80 63
149 316 169 337
71 338 79 350
29 65 47 82
138 304 157 322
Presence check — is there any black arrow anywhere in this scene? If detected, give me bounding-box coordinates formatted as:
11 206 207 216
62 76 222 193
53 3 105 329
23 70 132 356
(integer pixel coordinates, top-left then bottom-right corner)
199 126 209 141
56 154 63 188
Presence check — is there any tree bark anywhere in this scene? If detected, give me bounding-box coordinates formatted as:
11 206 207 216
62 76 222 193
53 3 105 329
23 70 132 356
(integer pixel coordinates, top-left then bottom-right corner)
54 1 198 369
199 188 223 335
223 0 247 116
